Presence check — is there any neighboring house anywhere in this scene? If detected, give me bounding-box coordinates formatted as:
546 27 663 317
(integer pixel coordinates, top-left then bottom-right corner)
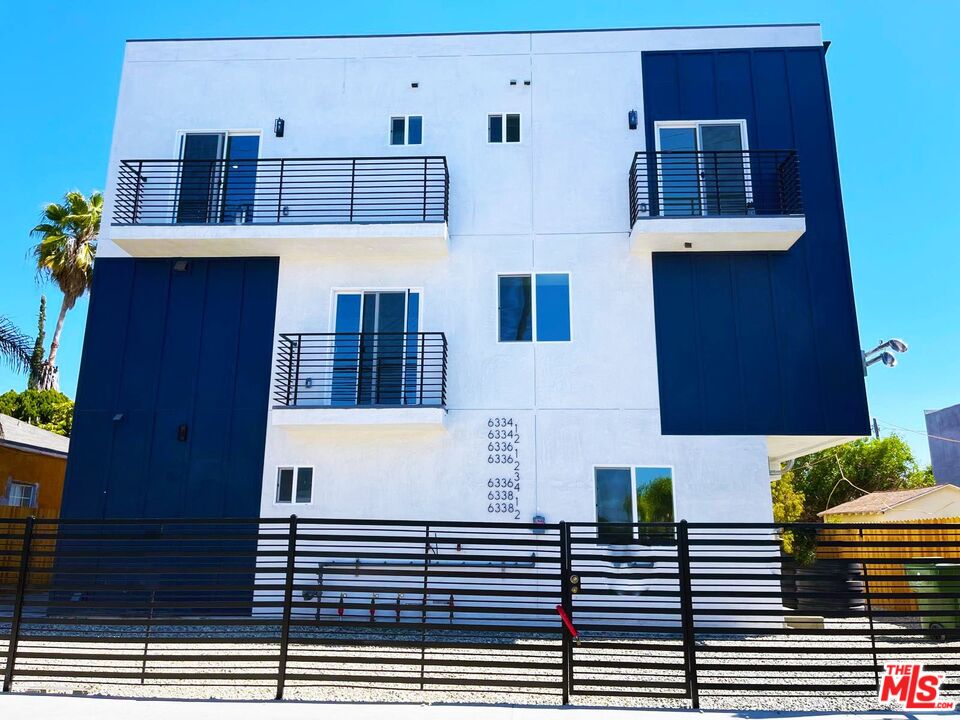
818 485 960 523
925 403 960 485
0 413 68 516
62 24 869 527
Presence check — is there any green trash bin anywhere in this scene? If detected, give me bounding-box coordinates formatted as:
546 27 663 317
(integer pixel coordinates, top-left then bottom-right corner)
905 561 960 637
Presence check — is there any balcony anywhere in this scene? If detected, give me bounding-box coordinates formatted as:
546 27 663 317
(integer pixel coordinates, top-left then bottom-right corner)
111 156 449 257
271 332 447 428
629 150 805 252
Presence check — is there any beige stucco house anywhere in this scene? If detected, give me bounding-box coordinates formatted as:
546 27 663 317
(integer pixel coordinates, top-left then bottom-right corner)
818 484 960 522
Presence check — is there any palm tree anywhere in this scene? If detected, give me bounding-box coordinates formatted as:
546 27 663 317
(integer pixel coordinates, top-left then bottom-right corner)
0 315 31 373
30 190 102 390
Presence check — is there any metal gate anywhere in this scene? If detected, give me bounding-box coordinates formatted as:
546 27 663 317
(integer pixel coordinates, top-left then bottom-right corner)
565 521 694 703
3 517 960 708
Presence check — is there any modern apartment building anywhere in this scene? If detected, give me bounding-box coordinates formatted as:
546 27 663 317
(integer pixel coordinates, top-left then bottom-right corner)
61 24 870 529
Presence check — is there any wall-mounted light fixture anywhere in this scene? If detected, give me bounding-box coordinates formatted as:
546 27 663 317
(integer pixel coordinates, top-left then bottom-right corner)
173 260 189 272
862 338 908 374
274 117 285 137
628 110 639 130
177 424 189 442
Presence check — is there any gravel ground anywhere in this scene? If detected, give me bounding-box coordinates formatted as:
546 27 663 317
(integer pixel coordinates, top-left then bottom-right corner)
2 617 957 712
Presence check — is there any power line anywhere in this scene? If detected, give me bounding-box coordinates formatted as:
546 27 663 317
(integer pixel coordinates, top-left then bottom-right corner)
876 418 960 445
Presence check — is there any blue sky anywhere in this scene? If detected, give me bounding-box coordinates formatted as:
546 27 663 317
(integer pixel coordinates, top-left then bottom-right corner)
1 1 957 465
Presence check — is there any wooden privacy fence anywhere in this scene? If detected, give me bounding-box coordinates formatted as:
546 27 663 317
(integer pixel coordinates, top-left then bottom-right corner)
0 507 55 586
818 517 960 611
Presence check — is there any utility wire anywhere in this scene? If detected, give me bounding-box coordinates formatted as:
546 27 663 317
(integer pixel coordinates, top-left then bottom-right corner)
876 418 960 445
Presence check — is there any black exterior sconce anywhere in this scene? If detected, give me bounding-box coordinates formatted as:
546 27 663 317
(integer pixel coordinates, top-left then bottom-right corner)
628 110 638 130
274 117 285 137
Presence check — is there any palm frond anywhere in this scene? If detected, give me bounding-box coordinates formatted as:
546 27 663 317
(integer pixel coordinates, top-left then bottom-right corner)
31 190 102 296
0 316 32 373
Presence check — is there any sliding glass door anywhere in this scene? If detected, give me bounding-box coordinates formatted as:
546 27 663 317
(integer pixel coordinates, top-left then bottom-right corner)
175 133 260 224
332 291 421 406
176 134 224 223
656 122 748 217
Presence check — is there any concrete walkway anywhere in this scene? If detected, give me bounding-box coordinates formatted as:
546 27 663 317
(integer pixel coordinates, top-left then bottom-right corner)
0 694 955 720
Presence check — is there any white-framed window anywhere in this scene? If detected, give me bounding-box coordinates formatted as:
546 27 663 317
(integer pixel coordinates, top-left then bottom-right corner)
390 116 423 146
6 481 38 508
276 467 313 504
594 466 675 545
488 113 521 143
498 273 571 342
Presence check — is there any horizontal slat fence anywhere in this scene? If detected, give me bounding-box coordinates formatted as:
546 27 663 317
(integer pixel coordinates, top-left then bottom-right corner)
2 517 959 709
818 517 960 612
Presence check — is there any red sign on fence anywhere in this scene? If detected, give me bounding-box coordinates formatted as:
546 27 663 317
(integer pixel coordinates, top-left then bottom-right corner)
879 664 955 710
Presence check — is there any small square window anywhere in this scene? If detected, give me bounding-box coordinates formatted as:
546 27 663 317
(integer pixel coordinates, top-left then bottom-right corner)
276 467 313 504
594 467 675 545
6 482 37 508
498 273 570 342
488 114 521 143
390 116 422 146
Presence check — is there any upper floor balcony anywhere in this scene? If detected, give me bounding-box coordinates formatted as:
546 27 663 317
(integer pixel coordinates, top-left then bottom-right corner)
629 150 806 252
111 156 450 257
271 332 448 429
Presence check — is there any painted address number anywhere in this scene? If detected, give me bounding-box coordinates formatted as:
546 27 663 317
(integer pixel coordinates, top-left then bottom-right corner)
485 417 521 520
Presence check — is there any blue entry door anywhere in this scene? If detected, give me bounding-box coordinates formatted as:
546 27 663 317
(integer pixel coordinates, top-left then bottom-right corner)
332 291 420 406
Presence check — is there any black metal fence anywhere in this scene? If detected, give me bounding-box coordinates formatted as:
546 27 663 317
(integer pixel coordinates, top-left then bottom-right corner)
273 332 448 408
2 517 959 709
114 156 449 225
629 150 803 226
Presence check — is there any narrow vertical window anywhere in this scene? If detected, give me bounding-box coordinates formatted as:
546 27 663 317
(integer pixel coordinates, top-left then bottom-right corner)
276 468 294 503
488 114 504 143
594 468 634 545
390 117 406 146
534 273 571 342
498 275 532 342
407 115 423 145
295 468 314 503
505 113 521 143
635 467 674 544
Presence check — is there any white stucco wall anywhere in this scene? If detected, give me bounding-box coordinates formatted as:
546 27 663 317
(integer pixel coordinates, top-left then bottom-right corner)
97 25 827 525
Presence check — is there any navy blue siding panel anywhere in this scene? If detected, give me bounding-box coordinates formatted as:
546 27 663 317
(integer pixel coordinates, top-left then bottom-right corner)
72 262 134 411
651 256 703 430
730 256 782 433
62 257 279 520
58 411 112 518
645 47 869 437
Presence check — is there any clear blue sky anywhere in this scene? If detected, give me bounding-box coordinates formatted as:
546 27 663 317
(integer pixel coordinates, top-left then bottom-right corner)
2 1 957 465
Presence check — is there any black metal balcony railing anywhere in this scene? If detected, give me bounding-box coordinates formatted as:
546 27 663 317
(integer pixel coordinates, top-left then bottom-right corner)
629 150 803 226
114 156 449 226
273 332 447 409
